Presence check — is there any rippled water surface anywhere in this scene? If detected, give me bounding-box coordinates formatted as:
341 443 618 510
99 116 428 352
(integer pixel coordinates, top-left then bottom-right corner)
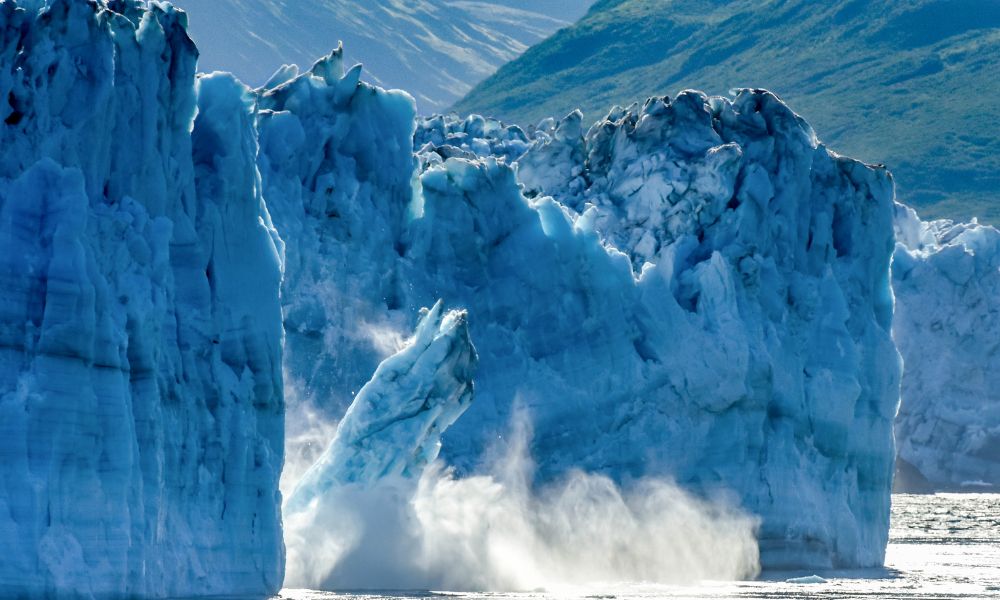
276 494 1000 600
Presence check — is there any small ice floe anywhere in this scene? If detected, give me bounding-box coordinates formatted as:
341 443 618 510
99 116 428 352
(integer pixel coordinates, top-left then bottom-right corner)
960 480 993 489
786 575 828 584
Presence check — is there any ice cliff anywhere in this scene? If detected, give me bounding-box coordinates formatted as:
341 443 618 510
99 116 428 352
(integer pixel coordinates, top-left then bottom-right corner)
426 106 1000 496
512 94 901 568
0 0 907 591
256 48 417 419
893 205 1000 491
0 2 284 597
265 51 901 571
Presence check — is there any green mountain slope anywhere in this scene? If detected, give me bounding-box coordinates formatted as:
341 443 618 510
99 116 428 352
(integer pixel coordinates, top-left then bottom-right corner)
454 0 1000 222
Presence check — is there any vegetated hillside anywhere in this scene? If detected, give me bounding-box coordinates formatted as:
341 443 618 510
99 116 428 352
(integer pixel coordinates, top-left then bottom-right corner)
455 0 1000 222
171 0 594 114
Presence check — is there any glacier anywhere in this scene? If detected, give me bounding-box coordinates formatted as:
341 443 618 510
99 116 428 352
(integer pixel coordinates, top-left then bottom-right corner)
0 1 284 597
263 47 901 571
892 205 1000 491
0 0 914 593
256 46 421 421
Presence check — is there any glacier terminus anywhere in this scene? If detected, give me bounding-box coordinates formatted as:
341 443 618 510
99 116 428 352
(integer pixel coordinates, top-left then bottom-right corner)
1 0 995 598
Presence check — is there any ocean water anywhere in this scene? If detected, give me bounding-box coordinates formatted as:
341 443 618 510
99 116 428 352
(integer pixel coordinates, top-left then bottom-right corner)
276 493 1000 600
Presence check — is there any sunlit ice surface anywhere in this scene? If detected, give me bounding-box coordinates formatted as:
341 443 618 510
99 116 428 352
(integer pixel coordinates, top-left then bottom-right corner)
275 494 1000 600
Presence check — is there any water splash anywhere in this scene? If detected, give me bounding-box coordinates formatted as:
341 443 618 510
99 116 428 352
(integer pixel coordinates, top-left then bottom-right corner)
283 415 760 591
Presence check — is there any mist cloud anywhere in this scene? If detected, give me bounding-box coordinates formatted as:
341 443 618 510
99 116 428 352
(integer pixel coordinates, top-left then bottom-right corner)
283 413 760 591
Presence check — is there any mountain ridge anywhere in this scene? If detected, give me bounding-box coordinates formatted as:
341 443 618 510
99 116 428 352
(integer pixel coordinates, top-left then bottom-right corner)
172 0 595 114
454 0 1000 222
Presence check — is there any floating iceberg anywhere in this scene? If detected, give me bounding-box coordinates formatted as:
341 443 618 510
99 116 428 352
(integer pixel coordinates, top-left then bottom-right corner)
0 2 284 597
786 574 828 584
893 204 1000 491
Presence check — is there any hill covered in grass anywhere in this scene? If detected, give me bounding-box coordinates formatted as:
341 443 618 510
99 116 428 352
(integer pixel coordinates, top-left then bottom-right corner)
455 0 1000 222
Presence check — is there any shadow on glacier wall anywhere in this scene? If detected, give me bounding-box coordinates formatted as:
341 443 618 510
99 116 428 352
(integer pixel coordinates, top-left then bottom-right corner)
0 2 285 596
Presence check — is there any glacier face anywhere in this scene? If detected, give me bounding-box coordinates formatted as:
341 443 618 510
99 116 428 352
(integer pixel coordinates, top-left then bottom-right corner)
427 109 1000 496
0 0 906 589
264 50 900 571
893 205 1000 491
257 49 419 421
508 92 901 568
0 2 284 597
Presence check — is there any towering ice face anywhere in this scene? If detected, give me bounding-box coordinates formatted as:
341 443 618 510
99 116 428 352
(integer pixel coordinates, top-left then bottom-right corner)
266 56 900 572
502 92 900 569
0 2 284 597
893 204 1000 491
442 105 999 497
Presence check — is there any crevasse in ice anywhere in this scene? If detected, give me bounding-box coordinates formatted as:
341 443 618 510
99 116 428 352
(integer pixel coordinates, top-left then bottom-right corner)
0 2 284 597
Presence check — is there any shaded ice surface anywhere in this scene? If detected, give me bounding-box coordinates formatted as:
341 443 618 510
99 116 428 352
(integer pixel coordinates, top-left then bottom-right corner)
264 50 900 571
892 205 1000 491
257 48 419 423
0 1 284 597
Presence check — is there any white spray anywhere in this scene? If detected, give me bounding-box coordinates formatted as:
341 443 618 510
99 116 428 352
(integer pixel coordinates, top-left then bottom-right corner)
283 412 760 591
